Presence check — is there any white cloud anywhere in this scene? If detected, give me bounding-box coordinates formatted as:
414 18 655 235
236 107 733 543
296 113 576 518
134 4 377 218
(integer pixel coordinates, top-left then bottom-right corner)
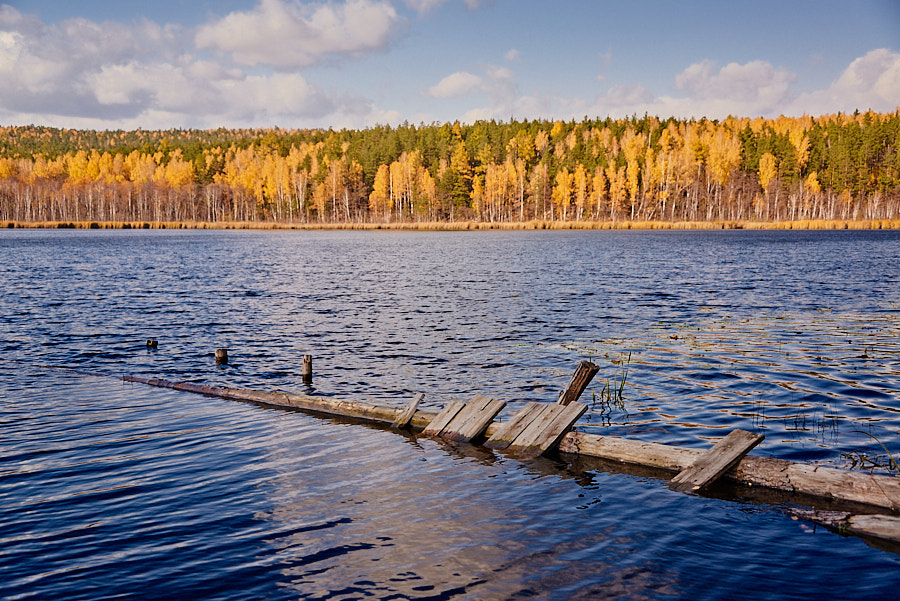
426 71 484 97
403 0 449 12
427 62 518 109
788 48 900 115
0 4 398 129
402 0 487 14
674 59 796 114
195 0 403 69
504 48 520 62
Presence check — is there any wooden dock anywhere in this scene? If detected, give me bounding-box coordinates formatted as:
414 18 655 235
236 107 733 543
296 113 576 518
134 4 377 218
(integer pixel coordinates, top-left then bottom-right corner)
122 367 900 545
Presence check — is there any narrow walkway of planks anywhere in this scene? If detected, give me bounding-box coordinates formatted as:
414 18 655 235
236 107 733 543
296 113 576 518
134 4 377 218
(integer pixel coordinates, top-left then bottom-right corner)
121 372 900 521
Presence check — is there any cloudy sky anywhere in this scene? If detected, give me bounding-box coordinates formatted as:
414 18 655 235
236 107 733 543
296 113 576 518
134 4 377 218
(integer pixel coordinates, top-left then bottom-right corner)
1 0 898 130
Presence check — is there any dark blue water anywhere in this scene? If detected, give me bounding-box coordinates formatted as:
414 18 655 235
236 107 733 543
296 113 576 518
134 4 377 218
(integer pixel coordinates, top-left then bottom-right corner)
1 229 899 600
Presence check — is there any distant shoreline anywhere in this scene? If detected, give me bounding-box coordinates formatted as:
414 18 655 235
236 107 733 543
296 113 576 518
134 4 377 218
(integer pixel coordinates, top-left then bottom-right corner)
3 219 899 231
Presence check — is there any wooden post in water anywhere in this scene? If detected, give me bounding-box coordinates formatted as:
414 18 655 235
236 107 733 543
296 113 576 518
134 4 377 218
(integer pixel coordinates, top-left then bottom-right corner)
302 355 313 383
557 361 599 406
215 349 228 365
146 339 158 349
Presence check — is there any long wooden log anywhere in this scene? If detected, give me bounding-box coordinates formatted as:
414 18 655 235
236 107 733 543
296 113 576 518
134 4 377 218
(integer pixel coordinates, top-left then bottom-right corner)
558 432 900 512
123 376 900 513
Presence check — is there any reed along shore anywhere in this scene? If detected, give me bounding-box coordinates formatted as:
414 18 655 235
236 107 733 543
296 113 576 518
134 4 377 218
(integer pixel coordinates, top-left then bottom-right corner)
4 218 900 231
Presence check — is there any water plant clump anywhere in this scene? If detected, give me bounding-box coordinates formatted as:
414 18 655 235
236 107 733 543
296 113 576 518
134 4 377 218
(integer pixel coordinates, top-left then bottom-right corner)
842 431 900 476
590 352 631 424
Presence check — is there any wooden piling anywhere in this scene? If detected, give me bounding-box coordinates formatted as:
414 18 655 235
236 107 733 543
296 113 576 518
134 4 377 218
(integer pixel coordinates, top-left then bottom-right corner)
302 355 312 383
146 339 158 349
215 349 228 365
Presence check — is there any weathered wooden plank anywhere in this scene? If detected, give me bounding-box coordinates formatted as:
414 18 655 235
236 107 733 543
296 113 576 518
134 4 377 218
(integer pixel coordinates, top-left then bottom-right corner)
670 429 764 492
499 404 555 451
557 361 600 406
508 402 588 458
392 392 424 430
421 400 466 437
484 402 545 450
442 395 506 442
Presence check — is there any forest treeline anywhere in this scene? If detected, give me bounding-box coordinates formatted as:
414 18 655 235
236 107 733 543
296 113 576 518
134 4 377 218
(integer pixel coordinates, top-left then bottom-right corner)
1 111 899 225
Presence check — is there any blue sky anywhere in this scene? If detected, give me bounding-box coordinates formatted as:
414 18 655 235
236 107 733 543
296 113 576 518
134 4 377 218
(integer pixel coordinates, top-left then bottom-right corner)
1 0 898 130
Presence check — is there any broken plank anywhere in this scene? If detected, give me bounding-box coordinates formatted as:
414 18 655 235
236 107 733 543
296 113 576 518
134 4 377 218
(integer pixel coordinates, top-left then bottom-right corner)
557 361 600 406
485 402 546 450
442 395 506 442
508 402 588 458
421 400 466 437
669 429 764 493
392 392 424 430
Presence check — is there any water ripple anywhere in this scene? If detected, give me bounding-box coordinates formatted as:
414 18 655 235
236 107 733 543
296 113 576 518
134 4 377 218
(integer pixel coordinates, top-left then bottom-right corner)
2 229 900 599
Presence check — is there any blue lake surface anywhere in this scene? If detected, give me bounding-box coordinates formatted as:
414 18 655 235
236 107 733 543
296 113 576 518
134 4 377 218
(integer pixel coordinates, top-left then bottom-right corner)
1 229 899 599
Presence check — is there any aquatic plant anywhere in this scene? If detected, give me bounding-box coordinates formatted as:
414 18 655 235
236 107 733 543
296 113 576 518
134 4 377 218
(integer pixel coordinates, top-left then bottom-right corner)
591 352 631 418
842 431 900 476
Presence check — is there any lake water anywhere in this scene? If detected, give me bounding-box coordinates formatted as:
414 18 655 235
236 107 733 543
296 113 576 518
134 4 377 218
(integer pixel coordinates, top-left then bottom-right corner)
1 229 899 599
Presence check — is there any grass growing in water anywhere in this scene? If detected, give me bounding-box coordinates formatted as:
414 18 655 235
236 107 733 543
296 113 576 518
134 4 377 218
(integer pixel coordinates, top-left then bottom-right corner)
590 352 631 424
843 431 900 476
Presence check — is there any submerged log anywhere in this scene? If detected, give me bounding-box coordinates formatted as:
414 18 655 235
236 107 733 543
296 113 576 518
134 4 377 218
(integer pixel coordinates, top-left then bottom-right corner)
789 509 900 544
558 432 900 512
123 375 900 514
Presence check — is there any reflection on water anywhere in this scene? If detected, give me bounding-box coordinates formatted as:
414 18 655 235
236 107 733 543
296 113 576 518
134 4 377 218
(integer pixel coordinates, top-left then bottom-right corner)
6 371 898 601
1 229 900 599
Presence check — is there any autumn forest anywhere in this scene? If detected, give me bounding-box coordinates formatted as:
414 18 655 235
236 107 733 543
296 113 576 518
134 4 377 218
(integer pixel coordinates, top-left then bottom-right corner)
1 111 899 227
